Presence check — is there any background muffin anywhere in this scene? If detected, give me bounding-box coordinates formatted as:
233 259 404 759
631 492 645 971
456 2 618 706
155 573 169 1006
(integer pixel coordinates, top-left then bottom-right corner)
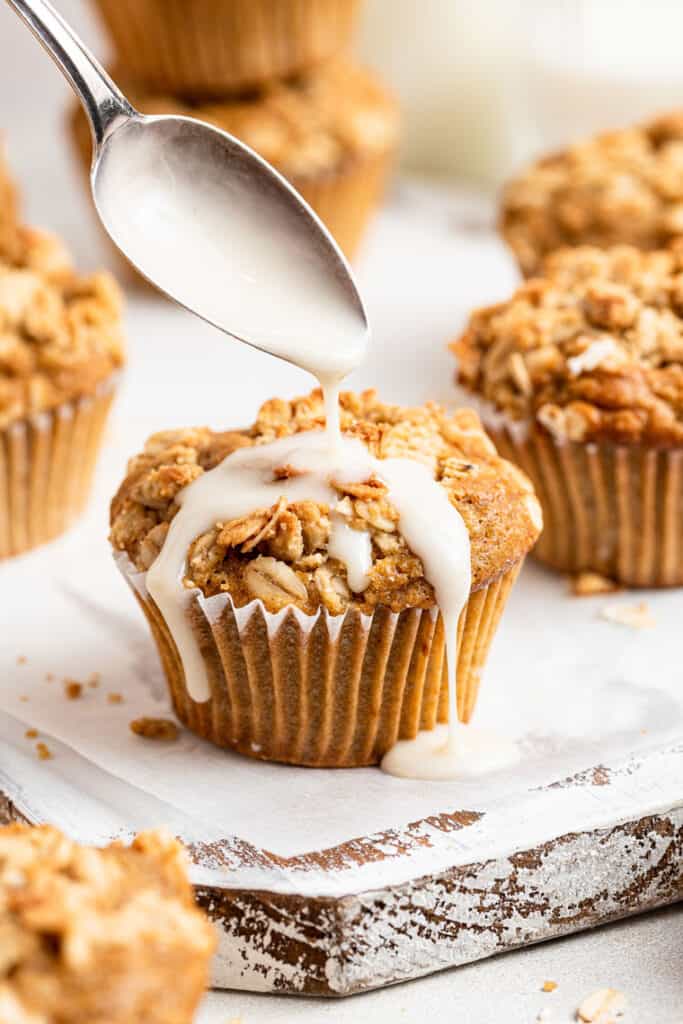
91 0 362 97
0 825 215 1023
110 389 540 768
500 112 683 277
452 243 683 586
0 231 124 558
70 60 399 266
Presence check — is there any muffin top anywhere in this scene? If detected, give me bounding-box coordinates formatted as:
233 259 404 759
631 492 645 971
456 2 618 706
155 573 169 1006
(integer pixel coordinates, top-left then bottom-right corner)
110 389 541 616
0 231 124 428
0 825 215 1017
112 60 399 180
500 112 683 276
452 243 683 446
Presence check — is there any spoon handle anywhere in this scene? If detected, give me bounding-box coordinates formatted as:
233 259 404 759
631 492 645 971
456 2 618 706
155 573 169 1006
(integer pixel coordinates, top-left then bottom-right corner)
4 0 134 150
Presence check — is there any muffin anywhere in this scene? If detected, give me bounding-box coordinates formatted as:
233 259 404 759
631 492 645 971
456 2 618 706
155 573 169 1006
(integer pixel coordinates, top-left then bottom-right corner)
0 824 215 1023
0 233 124 559
501 112 683 277
92 0 362 97
70 60 399 265
451 243 683 586
109 389 541 768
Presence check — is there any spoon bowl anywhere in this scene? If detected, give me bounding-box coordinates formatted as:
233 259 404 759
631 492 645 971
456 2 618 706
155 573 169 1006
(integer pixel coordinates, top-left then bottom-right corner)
6 0 369 378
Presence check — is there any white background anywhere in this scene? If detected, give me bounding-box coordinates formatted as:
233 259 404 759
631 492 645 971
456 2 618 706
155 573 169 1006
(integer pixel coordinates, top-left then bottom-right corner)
0 1 681 1021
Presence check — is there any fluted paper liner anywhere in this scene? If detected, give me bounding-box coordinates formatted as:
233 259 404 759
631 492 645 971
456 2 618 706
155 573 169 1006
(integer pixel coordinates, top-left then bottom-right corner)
0 382 116 559
69 104 394 269
488 421 683 587
117 554 522 767
93 0 361 96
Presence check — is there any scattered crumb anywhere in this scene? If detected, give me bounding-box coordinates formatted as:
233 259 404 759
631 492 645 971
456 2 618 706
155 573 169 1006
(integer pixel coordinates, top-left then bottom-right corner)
45 672 54 682
599 601 655 629
24 728 38 739
16 655 26 665
537 1011 554 1023
577 988 627 1023
19 696 29 703
542 980 558 993
87 671 101 688
107 692 124 704
130 717 179 741
64 680 83 700
36 742 52 761
571 572 620 597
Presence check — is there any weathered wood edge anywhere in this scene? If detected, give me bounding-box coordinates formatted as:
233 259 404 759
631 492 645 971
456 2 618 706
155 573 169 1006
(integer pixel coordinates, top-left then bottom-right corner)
4 774 683 1000
200 806 683 995
4 790 680 996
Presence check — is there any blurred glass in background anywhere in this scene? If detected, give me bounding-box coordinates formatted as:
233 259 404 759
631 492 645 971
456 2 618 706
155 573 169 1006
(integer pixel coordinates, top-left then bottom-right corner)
357 0 683 187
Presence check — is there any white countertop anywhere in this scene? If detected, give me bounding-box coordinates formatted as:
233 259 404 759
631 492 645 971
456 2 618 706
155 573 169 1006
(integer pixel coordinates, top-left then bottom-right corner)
0 2 681 1021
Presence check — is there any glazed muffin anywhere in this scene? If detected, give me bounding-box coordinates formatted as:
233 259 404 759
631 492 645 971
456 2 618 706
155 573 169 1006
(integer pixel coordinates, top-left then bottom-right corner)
92 0 362 97
501 112 683 277
452 243 683 586
110 389 541 768
0 825 215 1023
0 233 124 558
70 60 399 265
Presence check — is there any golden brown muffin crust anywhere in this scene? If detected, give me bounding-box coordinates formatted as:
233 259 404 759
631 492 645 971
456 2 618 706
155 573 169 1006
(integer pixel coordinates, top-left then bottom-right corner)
104 60 399 181
0 824 215 1024
110 389 541 614
452 243 683 447
0 235 125 428
500 112 683 276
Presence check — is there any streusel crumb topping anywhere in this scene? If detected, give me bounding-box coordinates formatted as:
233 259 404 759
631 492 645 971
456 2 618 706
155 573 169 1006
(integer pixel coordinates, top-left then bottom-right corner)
452 244 683 446
501 112 683 276
0 238 124 428
110 389 541 615
0 825 215 1023
107 60 399 180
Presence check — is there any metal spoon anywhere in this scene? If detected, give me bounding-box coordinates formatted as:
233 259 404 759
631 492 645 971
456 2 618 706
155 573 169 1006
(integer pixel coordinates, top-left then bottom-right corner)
4 0 368 377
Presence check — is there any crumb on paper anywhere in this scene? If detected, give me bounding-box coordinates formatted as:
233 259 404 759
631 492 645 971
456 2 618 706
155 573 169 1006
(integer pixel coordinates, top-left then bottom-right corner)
45 672 54 682
35 742 52 761
64 680 82 700
24 728 38 739
571 572 620 597
87 672 100 688
537 1010 554 1023
16 655 26 665
542 980 558 992
129 717 179 741
107 692 124 704
19 696 29 703
577 988 627 1023
599 601 655 629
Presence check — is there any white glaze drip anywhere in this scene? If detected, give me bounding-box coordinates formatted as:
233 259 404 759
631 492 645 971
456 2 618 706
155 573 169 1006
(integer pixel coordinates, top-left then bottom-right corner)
328 518 372 593
381 723 520 780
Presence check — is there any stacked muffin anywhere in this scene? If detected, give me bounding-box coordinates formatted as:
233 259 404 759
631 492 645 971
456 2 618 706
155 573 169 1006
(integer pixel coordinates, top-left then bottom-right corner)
72 0 399 273
450 111 683 588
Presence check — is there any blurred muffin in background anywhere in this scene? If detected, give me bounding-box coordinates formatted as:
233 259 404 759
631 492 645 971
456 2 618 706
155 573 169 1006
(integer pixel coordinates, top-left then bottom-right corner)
0 142 21 262
70 60 399 266
0 231 124 559
500 112 683 277
92 0 362 97
451 242 683 587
